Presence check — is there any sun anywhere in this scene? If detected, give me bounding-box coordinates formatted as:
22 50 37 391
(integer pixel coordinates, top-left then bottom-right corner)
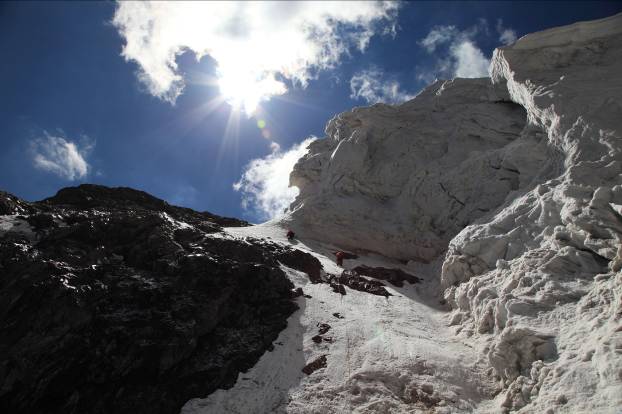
218 71 261 115
217 68 287 116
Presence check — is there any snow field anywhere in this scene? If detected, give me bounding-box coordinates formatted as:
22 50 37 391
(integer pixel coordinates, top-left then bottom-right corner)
183 221 495 413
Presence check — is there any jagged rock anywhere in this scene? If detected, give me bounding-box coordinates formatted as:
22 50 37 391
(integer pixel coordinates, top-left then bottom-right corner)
311 334 333 344
0 191 32 215
302 355 327 375
317 323 331 335
0 185 311 414
43 184 249 229
329 281 346 295
352 265 421 287
327 270 392 297
273 247 323 283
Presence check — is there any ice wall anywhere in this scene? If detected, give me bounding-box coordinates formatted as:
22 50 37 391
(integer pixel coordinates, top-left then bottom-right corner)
288 78 560 262
288 12 622 412
443 12 622 412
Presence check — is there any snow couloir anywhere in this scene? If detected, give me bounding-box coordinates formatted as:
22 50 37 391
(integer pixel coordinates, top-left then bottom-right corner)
286 12 622 413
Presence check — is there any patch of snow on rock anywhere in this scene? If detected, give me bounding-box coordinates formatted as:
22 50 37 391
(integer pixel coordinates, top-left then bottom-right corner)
0 215 36 240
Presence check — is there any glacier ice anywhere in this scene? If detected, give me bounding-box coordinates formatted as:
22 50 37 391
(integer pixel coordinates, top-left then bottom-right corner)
286 12 622 413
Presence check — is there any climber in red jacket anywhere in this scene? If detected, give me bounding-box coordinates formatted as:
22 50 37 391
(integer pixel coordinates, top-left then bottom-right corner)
286 229 295 241
334 251 345 266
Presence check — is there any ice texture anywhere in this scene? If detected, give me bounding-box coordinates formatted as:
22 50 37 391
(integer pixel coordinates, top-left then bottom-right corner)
287 12 622 413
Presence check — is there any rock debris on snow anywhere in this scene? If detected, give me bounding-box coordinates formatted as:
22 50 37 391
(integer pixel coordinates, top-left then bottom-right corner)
317 323 331 335
302 355 328 376
352 265 422 287
328 270 392 297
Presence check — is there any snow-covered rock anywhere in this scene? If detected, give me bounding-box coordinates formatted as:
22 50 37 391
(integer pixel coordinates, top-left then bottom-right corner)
443 12 622 412
287 12 622 413
288 76 560 263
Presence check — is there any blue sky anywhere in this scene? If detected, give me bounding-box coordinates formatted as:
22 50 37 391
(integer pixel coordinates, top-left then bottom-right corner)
1 1 620 223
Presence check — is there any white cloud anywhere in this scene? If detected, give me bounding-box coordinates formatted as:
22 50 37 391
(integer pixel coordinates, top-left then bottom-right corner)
112 2 398 112
350 68 414 104
419 25 458 53
496 19 517 45
451 40 490 78
234 137 316 220
418 22 491 80
30 132 92 180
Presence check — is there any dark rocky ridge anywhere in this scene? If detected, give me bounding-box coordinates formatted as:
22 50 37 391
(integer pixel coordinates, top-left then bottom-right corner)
0 184 318 414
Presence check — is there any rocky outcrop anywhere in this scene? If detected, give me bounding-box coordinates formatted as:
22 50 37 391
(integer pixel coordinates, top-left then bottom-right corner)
301 355 327 375
0 191 33 215
352 265 421 287
0 184 320 414
327 270 392 297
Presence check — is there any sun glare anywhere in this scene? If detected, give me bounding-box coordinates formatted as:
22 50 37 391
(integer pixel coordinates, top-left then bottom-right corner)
218 69 287 116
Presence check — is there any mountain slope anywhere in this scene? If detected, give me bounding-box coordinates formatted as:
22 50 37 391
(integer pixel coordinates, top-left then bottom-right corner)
183 220 496 413
1 12 621 414
0 185 320 414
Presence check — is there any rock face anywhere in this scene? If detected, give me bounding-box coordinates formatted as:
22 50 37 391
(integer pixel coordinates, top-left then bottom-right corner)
0 184 321 414
288 13 622 413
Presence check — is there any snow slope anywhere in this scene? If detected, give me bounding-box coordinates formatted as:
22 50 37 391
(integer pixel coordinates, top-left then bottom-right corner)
183 219 496 413
185 13 622 414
